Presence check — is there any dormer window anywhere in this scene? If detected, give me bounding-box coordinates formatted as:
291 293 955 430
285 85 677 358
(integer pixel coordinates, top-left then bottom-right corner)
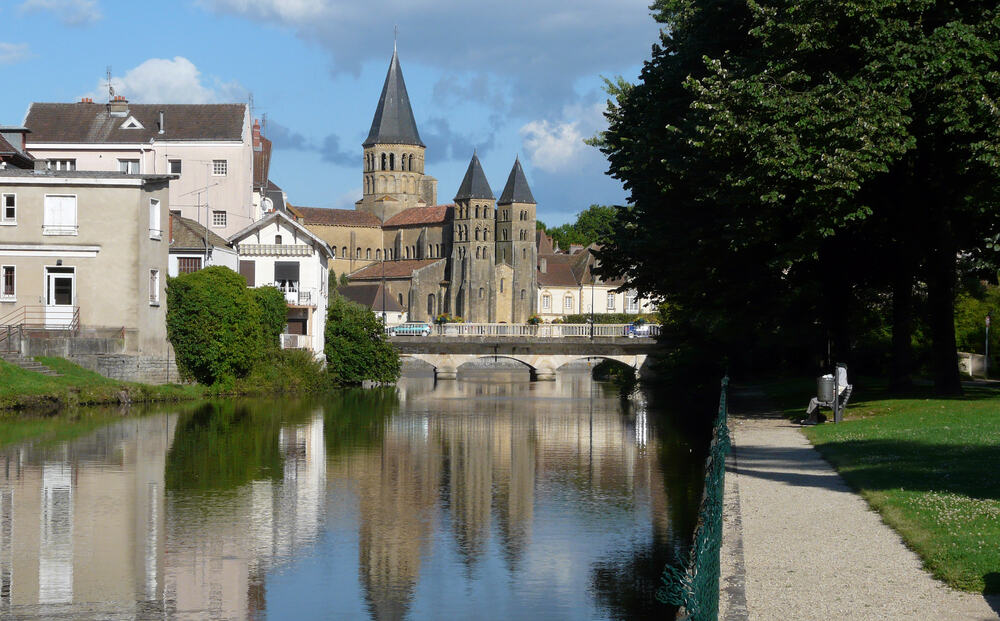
274 235 282 245
120 116 144 130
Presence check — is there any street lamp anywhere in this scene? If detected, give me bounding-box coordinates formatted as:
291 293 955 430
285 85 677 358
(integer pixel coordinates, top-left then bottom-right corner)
589 264 595 340
986 312 992 379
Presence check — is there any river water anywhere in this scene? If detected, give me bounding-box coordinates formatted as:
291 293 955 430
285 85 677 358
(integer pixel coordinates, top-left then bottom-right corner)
0 369 706 620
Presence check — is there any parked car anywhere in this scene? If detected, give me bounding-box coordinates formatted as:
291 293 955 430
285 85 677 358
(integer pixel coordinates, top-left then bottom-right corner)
626 321 651 338
390 321 433 337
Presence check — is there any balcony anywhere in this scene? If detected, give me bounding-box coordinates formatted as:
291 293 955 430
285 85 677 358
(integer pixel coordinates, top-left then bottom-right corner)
274 284 317 307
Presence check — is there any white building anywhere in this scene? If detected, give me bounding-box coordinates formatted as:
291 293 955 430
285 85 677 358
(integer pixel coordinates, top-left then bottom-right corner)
167 213 238 277
230 211 333 356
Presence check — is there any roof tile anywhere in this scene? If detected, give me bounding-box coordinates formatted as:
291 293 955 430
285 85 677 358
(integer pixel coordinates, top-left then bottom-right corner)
349 259 442 280
25 103 246 143
291 206 382 228
383 204 453 227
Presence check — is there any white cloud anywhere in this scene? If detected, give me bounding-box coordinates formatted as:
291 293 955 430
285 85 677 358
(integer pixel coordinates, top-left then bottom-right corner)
0 42 30 65
196 0 329 21
82 57 247 104
520 103 605 173
331 187 361 209
19 0 101 25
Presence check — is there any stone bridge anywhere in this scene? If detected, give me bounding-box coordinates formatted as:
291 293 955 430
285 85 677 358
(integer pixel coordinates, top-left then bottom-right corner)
390 336 659 381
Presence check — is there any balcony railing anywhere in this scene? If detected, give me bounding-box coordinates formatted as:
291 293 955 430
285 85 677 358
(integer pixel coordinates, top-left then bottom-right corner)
280 333 310 349
0 305 80 331
430 323 661 337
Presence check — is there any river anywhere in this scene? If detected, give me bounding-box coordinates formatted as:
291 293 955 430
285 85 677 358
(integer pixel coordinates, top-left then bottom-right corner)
0 368 707 620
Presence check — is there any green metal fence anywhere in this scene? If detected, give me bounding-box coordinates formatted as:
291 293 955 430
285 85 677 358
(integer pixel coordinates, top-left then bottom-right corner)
658 376 730 620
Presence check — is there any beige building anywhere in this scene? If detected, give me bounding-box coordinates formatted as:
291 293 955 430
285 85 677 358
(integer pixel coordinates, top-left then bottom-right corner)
0 169 172 354
23 100 255 238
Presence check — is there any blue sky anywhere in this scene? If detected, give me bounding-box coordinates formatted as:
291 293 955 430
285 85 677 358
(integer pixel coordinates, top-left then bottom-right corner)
0 0 662 225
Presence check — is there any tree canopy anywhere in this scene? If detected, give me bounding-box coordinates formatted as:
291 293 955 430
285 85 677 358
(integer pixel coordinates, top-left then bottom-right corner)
593 0 1000 393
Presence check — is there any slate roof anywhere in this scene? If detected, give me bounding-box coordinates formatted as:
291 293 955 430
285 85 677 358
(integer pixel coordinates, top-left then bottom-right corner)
363 50 424 148
0 135 34 168
498 157 535 204
349 259 442 280
454 153 494 201
24 103 246 143
170 213 230 251
382 204 453 227
336 283 404 312
289 205 382 228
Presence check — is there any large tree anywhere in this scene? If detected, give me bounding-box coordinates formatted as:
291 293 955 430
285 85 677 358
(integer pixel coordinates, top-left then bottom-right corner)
594 0 1000 393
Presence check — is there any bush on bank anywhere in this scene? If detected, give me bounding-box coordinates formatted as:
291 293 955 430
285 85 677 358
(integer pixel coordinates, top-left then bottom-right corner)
561 312 659 324
325 293 400 384
252 285 289 351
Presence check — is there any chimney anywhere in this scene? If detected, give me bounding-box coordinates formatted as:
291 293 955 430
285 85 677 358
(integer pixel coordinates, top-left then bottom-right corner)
158 110 165 134
78 97 94 104
109 95 128 117
168 212 173 244
252 119 262 151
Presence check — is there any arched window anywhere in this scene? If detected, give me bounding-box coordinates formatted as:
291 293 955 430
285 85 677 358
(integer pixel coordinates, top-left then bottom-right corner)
376 249 382 260
564 295 574 310
381 153 387 170
475 205 480 219
409 154 415 171
366 248 371 259
500 279 504 293
389 153 395 170
435 244 440 256
274 235 282 245
427 244 432 257
342 246 347 258
479 288 484 299
484 228 489 241
522 248 527 259
475 227 480 241
464 225 469 240
356 247 361 259
331 247 337 258
520 289 526 301
475 247 480 259
398 293 404 307
427 294 435 315
406 246 411 259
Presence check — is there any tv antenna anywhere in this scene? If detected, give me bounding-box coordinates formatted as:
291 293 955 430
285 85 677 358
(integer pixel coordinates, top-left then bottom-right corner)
106 66 114 101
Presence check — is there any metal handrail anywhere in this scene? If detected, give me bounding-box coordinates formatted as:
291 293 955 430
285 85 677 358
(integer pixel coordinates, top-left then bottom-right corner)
0 305 80 332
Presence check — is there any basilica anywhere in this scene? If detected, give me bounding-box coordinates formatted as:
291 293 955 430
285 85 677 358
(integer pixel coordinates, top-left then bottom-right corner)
289 50 538 323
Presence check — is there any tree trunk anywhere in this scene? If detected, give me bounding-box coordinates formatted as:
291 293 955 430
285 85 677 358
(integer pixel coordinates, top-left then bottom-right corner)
926 221 962 395
888 264 915 393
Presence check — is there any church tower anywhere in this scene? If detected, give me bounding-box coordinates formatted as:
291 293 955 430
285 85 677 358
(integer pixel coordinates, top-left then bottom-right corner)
497 157 537 322
450 153 496 322
357 49 438 221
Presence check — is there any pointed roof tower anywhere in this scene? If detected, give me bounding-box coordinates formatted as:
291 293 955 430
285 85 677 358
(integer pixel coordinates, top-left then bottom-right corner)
454 152 494 201
498 156 536 204
363 49 424 147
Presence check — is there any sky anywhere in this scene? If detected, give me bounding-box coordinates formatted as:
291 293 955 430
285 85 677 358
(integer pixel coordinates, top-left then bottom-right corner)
0 0 663 226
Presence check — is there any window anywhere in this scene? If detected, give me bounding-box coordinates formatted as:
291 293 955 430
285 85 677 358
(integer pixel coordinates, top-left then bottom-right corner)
212 159 228 176
523 248 527 259
169 159 182 175
389 153 395 170
520 289 526 301
149 269 160 305
178 257 202 274
342 246 347 258
427 294 435 315
398 293 404 307
542 294 551 310
47 159 76 171
376 249 381 260
356 247 362 259
1 266 14 300
479 288 485 299
331 247 337 258
274 235 283 245
148 199 161 239
366 248 371 260
500 279 504 293
43 195 77 235
1 194 15 224
627 293 639 313
607 294 616 311
118 159 140 174
564 295 574 310
212 210 227 227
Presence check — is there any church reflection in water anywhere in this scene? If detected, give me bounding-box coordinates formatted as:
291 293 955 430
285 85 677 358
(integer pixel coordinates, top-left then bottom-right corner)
0 371 695 619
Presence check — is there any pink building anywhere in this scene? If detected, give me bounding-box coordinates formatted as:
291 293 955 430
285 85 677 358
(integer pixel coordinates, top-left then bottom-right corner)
24 99 256 238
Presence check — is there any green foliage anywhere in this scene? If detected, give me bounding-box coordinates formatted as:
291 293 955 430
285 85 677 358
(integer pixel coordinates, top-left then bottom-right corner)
527 314 541 325
543 205 618 251
954 282 1000 368
593 0 1000 391
435 313 463 324
251 286 287 351
237 349 335 394
561 313 658 324
325 294 400 384
166 266 262 386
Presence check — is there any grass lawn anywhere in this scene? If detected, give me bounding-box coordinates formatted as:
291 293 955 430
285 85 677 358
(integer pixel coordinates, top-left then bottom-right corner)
775 381 1000 594
0 356 202 411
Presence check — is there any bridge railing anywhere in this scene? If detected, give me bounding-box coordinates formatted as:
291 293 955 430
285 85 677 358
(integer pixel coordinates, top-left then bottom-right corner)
431 323 660 338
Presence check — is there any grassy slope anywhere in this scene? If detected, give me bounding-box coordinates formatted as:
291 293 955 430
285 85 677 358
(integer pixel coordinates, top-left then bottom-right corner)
0 357 201 411
789 384 1000 593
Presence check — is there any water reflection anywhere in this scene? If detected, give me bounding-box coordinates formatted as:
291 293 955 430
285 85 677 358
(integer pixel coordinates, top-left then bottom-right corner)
0 371 701 620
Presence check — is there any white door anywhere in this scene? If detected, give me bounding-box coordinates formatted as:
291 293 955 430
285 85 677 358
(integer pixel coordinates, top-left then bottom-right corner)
45 267 75 328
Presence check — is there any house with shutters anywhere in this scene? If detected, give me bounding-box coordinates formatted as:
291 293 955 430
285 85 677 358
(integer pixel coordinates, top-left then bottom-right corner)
229 211 333 356
0 168 172 354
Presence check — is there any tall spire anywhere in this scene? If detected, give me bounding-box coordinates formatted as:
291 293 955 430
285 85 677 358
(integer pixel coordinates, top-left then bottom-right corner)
454 152 494 201
498 156 536 204
364 49 424 148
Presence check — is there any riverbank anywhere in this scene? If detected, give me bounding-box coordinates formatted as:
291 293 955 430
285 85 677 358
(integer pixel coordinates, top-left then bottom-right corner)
0 356 202 413
720 383 1000 620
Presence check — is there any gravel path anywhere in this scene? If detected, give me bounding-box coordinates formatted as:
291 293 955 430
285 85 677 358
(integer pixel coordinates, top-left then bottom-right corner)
719 414 1000 621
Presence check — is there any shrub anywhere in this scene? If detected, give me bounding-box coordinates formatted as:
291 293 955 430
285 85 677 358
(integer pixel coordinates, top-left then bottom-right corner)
561 312 659 324
435 313 463 324
252 286 287 350
166 266 261 386
527 314 541 325
325 294 400 384
238 349 333 393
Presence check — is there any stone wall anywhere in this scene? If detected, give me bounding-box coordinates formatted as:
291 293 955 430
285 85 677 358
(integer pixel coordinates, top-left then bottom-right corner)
69 354 181 385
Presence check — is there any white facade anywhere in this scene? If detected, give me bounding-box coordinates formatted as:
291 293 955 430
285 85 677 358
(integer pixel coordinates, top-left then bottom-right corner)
231 212 333 357
167 247 238 278
537 284 656 322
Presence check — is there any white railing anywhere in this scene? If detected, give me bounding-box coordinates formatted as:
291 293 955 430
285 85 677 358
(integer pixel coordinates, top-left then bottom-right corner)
274 285 316 307
280 333 310 349
431 323 660 338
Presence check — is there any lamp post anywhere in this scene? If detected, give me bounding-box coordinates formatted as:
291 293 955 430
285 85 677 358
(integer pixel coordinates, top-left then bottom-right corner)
986 312 992 379
589 265 595 340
